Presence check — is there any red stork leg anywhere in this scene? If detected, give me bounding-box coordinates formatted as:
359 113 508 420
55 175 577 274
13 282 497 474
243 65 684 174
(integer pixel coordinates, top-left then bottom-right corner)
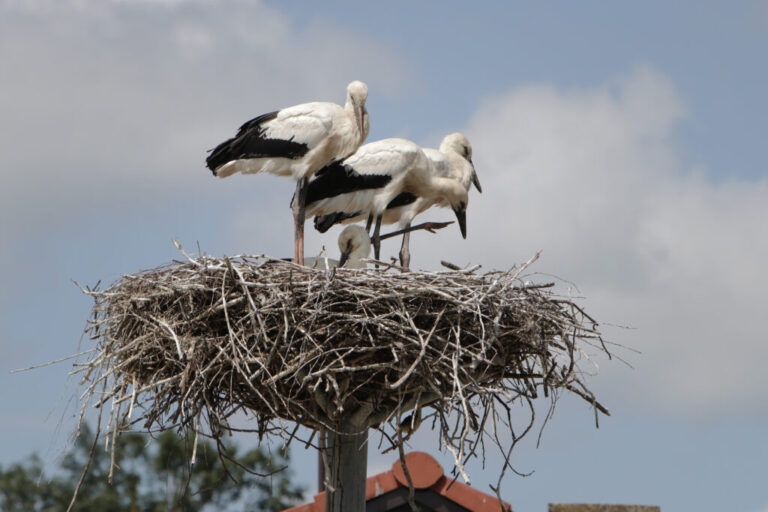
398 222 411 269
292 177 309 265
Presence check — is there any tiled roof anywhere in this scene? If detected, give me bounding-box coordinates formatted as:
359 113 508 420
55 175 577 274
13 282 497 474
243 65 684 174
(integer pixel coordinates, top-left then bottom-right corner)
284 451 512 512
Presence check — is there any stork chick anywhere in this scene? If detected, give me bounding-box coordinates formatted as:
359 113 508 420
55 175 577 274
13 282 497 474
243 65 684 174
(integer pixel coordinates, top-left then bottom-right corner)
304 225 371 270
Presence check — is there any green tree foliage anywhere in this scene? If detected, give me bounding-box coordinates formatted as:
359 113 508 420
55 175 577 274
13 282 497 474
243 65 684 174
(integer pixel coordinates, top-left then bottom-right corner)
0 425 304 512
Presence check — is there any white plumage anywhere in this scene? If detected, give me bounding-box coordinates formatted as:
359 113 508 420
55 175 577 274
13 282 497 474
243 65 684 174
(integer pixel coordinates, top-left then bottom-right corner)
336 224 372 269
306 139 425 217
304 138 469 261
311 133 480 267
390 133 480 267
304 225 371 270
423 133 481 194
206 81 370 265
377 133 480 225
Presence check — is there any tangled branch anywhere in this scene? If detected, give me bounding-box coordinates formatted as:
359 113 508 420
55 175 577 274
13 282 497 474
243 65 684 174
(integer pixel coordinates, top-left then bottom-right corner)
75 249 610 486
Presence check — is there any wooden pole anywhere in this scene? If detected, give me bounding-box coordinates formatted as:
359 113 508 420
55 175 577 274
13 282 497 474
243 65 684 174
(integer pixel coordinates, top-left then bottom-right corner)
324 422 368 512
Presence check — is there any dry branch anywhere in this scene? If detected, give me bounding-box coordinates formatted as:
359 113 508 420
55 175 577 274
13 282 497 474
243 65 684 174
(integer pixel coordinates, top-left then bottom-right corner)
75 250 610 485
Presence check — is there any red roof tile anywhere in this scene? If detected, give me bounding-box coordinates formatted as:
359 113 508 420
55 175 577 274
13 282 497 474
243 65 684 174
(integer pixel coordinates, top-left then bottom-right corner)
284 451 512 512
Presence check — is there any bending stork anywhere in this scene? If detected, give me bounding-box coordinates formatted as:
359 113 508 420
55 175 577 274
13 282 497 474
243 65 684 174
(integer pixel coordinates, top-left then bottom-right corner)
313 133 480 267
205 81 370 265
304 138 469 261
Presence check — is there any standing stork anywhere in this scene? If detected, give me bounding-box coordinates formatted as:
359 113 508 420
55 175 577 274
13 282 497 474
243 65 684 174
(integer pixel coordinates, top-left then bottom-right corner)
205 81 370 265
304 138 469 261
313 133 481 267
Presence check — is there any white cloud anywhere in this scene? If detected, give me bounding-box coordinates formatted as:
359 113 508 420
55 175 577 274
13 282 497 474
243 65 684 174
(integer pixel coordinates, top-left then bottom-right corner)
384 66 768 417
0 0 413 243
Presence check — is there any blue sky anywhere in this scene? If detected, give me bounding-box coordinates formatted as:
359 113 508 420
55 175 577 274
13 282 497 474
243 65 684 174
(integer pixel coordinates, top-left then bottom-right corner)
1 1 767 511
282 1 768 180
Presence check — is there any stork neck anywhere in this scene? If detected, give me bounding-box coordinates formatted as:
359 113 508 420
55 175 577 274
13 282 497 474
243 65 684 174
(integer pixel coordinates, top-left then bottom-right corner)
345 97 369 143
360 113 370 143
439 150 472 189
346 249 369 268
429 176 457 197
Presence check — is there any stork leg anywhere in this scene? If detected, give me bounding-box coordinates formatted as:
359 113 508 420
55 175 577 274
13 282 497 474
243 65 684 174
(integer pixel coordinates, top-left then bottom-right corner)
398 223 411 270
365 213 373 233
372 214 383 261
292 177 309 265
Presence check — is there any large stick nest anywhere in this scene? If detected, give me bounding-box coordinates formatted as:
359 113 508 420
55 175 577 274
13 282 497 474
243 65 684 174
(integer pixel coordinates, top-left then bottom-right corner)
77 249 610 483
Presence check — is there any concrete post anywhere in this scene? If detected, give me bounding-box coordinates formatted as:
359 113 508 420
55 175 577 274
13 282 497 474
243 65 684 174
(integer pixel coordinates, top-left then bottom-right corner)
324 424 368 512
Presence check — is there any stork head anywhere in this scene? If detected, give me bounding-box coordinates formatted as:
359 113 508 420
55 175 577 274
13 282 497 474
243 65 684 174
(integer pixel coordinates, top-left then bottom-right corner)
346 80 370 142
440 133 482 193
337 224 371 268
441 179 469 239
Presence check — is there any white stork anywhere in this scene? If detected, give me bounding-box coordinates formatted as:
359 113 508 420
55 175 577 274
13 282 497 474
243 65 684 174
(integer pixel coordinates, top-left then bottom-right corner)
304 138 469 261
312 133 480 267
303 225 371 270
205 81 370 265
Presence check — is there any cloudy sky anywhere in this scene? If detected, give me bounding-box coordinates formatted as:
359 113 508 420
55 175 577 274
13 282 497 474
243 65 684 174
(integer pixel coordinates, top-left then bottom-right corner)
1 1 767 511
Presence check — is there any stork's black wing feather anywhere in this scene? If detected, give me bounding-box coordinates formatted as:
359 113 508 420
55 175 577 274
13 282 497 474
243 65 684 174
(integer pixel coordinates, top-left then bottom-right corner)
313 212 360 233
236 111 279 135
386 192 417 209
305 160 391 205
206 110 310 173
312 192 418 233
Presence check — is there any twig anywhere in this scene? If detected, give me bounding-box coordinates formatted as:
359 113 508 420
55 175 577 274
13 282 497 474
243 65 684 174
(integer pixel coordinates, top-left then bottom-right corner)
67 248 614 509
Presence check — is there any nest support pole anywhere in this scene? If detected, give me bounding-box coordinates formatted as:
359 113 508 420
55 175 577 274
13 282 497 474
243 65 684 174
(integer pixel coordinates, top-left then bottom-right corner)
324 422 368 512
